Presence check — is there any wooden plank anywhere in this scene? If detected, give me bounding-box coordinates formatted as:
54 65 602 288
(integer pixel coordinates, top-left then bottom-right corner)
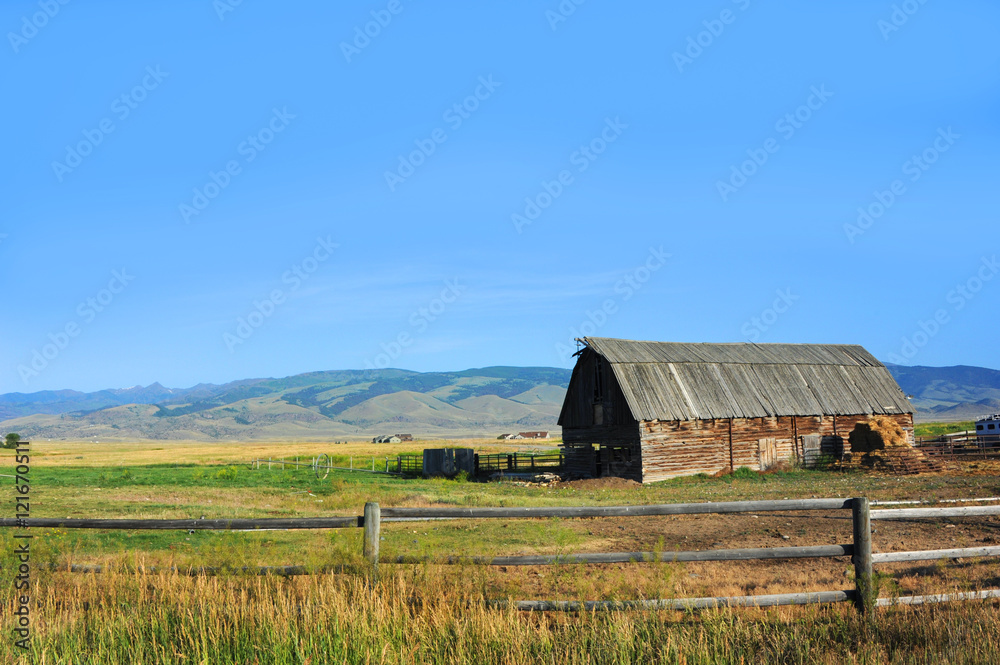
870 506 1000 520
390 545 853 566
363 502 380 567
55 564 349 576
876 589 1000 606
492 590 855 612
852 497 873 614
0 517 361 530
873 546 1000 563
380 499 852 520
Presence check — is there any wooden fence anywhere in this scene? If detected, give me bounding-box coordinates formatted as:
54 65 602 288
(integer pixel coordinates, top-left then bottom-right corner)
250 455 402 477
5 499 1000 613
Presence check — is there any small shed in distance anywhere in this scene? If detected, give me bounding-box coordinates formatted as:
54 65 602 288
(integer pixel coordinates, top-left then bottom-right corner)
558 337 914 483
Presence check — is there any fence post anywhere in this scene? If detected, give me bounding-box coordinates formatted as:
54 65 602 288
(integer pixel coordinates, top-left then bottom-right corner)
363 502 381 571
852 497 873 614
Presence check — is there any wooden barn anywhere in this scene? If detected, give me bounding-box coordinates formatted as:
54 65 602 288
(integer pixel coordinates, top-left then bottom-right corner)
558 337 914 483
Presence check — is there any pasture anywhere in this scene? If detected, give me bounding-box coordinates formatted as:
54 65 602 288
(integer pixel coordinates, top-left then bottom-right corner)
4 438 1000 664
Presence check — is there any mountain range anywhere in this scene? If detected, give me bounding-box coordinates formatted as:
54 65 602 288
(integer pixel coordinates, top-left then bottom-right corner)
0 368 572 441
2 363 998 441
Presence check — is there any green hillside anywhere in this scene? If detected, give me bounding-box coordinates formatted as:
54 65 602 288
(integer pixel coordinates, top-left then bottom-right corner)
1 367 571 441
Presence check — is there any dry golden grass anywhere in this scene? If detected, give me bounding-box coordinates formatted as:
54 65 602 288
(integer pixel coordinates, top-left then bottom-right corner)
5 564 1000 664
21 438 557 467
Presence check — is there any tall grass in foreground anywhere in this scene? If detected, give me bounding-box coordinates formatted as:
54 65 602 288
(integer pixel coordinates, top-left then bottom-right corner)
4 568 1000 665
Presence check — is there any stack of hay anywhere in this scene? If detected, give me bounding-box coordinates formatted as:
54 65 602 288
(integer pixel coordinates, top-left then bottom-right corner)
849 416 940 474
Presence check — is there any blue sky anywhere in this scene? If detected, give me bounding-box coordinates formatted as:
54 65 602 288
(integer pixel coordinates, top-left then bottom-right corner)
2 0 999 394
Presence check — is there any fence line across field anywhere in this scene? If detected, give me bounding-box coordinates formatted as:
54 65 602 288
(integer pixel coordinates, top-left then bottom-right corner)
6 499 1000 614
248 450 565 478
249 455 403 477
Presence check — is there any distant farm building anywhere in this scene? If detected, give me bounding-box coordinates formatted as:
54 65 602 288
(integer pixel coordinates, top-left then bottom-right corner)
395 433 413 441
497 433 524 440
519 431 550 439
558 337 914 483
372 435 402 444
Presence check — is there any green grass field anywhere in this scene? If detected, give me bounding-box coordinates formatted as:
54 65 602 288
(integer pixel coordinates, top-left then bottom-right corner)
3 436 1000 663
914 421 975 438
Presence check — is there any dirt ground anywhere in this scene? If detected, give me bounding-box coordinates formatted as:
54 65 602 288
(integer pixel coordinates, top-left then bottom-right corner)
451 466 1000 602
471 507 1000 601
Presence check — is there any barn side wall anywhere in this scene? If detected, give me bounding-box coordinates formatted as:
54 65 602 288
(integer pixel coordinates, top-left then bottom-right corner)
638 413 914 483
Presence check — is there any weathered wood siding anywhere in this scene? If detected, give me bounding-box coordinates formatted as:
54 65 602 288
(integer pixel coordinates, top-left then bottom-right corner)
639 413 915 483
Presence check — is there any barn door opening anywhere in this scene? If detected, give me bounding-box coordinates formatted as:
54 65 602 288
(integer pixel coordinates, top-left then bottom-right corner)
758 437 777 471
599 445 634 478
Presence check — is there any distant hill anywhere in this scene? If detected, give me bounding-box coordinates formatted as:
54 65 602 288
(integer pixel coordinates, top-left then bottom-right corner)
0 368 572 441
2 362 998 441
886 364 1000 422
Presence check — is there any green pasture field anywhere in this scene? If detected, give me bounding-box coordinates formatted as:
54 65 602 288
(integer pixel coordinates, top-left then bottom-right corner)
6 446 1000 569
914 421 976 438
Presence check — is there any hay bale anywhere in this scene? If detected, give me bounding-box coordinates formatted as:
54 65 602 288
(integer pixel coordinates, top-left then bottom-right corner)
850 416 908 454
868 415 908 447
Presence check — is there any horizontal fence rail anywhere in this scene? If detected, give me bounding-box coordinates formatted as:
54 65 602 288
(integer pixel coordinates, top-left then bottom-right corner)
0 517 361 530
380 499 852 521
872 546 1000 563
870 505 1000 520
491 591 858 612
7 497 1000 614
392 545 854 566
51 564 351 576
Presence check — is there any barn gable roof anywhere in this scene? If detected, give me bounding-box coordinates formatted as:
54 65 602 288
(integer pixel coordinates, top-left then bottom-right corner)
581 337 912 421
